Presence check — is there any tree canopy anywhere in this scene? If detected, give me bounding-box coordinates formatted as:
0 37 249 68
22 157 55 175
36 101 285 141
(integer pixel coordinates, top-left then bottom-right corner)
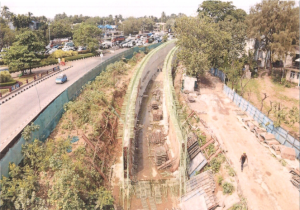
246 0 299 70
1 31 44 73
73 23 101 51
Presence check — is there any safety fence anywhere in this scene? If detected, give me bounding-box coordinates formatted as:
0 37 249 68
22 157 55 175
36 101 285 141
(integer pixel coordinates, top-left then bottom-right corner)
0 43 162 178
210 69 300 159
163 46 191 199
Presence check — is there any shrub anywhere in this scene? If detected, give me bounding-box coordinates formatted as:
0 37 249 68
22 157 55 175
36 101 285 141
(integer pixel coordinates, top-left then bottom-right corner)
49 49 78 59
0 71 13 83
78 49 90 54
0 80 17 87
210 157 222 173
65 53 95 62
226 165 236 177
222 182 235 194
217 175 223 185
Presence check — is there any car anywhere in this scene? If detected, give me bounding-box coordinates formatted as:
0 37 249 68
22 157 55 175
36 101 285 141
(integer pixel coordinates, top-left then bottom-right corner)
56 74 67 84
48 48 57 54
100 41 112 49
136 41 143 46
119 40 128 48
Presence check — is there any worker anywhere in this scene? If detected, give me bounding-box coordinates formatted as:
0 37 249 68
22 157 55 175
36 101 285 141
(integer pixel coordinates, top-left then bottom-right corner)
240 152 248 172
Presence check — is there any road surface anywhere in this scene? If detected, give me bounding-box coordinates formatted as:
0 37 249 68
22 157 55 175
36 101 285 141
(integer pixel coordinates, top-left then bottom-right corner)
0 48 127 152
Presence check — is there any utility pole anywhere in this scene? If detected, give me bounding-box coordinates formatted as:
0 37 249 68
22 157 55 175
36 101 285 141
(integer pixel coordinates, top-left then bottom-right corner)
48 22 51 42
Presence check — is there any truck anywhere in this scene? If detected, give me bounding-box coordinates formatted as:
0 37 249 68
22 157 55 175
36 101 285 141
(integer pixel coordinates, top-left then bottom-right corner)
112 36 125 43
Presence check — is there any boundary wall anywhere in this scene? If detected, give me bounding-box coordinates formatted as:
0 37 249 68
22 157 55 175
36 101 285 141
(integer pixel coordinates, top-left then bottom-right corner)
0 43 162 178
209 68 300 159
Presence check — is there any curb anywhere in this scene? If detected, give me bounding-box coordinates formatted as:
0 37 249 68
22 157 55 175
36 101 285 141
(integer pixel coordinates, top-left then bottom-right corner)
0 66 73 105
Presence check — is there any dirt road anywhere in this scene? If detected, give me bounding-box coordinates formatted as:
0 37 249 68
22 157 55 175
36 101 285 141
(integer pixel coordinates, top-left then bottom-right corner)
188 74 299 210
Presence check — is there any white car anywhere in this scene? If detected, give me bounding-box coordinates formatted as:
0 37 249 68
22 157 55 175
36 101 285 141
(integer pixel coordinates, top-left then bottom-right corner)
101 41 112 49
48 48 57 54
136 41 143 46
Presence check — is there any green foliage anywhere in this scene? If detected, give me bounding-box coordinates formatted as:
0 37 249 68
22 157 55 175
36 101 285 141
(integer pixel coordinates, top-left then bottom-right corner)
73 23 101 52
226 165 236 177
22 123 40 141
46 20 73 40
11 14 31 29
222 181 235 195
229 197 248 210
0 79 17 87
217 175 223 185
48 168 86 210
0 71 15 83
1 31 44 73
64 53 95 62
49 49 78 59
279 159 287 167
246 0 299 68
207 144 216 157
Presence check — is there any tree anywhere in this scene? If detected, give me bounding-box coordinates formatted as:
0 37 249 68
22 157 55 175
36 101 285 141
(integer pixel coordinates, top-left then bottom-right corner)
174 15 230 76
1 31 44 74
122 17 142 35
165 18 176 32
46 20 72 40
11 14 32 29
161 11 166 22
197 0 235 22
73 23 101 52
246 0 299 73
0 20 16 49
1 5 13 21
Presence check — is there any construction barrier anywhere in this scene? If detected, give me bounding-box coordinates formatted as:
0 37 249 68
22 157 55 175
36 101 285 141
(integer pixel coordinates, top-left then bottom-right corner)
209 68 300 159
0 43 163 178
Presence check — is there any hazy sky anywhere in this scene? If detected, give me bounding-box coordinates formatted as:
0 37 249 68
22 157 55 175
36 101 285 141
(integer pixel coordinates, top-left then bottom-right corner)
0 0 296 19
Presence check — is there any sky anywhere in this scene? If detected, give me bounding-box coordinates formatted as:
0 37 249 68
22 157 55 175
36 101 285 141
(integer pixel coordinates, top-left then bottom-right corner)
0 0 297 19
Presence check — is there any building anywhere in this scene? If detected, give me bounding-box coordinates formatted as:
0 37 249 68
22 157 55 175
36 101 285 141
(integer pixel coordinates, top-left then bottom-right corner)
154 23 166 32
29 21 40 30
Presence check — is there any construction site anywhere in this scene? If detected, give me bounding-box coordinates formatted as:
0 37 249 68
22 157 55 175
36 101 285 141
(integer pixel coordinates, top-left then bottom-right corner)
1 41 299 210
112 42 299 210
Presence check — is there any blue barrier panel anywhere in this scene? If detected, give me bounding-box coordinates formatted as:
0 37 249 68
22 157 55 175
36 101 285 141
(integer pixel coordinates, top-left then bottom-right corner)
220 81 299 159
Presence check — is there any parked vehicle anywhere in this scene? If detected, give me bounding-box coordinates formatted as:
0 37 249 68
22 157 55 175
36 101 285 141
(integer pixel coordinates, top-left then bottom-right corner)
55 74 67 84
136 41 143 46
77 46 87 51
100 41 112 49
122 40 135 48
112 36 125 43
48 48 58 54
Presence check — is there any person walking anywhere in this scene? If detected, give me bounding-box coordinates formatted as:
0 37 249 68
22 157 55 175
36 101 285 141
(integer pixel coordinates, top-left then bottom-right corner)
240 152 248 172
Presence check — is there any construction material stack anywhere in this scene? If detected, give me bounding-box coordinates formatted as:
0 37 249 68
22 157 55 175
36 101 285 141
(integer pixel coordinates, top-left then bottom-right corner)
187 132 201 160
155 146 168 166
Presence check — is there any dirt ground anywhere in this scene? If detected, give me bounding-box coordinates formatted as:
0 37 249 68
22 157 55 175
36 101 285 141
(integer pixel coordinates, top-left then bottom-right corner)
188 73 299 210
242 71 299 135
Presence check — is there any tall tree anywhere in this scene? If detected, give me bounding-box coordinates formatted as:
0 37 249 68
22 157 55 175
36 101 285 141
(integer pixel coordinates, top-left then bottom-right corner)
246 0 299 72
1 5 13 21
11 14 32 29
0 19 16 49
73 23 101 52
161 11 166 23
46 20 72 40
197 0 235 22
174 15 230 76
1 31 44 74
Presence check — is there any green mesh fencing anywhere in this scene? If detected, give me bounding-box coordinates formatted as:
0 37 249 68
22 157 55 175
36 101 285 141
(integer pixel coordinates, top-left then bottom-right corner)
0 43 162 179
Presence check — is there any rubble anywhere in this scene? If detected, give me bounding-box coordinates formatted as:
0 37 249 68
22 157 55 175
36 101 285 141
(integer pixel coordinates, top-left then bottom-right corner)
290 169 300 189
280 146 296 160
151 100 159 109
152 109 163 121
187 132 201 160
149 129 164 144
155 146 168 166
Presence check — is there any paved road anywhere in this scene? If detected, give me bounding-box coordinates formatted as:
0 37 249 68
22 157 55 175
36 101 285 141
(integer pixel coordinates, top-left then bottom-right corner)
0 48 127 151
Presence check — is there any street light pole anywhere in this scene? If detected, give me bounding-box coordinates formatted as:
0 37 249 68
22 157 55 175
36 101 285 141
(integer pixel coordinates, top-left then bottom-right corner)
48 22 51 42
